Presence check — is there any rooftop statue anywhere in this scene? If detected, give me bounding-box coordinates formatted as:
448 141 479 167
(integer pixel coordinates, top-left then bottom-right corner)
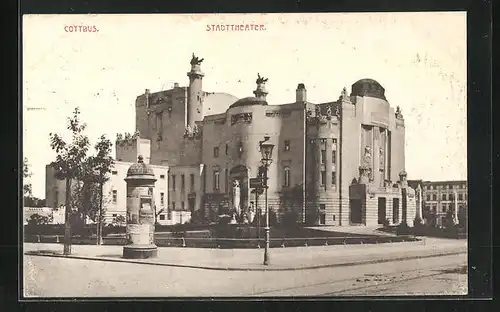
256 73 268 84
190 53 204 65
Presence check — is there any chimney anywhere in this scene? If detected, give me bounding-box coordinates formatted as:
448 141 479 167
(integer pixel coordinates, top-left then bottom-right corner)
296 83 307 102
174 83 179 88
145 89 150 95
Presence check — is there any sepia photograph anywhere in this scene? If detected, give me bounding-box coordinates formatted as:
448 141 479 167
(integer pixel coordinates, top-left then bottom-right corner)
22 12 468 297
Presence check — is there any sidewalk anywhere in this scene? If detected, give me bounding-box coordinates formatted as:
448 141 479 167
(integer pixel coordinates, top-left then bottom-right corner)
24 238 466 271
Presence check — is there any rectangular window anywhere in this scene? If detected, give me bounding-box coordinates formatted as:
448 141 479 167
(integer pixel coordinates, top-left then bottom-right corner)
458 193 463 200
159 214 165 220
172 175 176 190
181 202 185 210
283 167 290 187
112 190 117 204
331 172 336 186
190 174 195 191
433 194 437 201
426 194 431 201
332 215 336 221
225 143 228 155
181 174 185 191
442 205 447 213
213 171 220 191
284 140 290 151
213 146 219 158
332 150 336 164
442 194 447 201
160 174 165 179
321 150 326 164
160 192 164 205
112 170 118 175
321 171 326 185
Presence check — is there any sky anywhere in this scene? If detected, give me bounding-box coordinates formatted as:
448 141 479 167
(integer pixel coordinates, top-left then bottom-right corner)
23 12 467 199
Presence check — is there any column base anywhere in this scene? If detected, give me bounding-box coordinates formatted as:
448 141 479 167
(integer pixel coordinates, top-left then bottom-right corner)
123 244 158 259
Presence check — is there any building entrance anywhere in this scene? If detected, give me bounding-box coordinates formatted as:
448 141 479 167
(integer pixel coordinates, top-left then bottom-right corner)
349 199 362 224
378 197 387 224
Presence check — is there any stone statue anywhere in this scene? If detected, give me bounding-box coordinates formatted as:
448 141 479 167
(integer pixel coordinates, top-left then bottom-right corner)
396 106 403 119
363 146 372 165
379 147 384 167
326 105 332 118
184 125 192 137
232 180 241 217
256 73 268 84
315 106 321 117
334 105 340 117
190 53 204 65
341 87 349 100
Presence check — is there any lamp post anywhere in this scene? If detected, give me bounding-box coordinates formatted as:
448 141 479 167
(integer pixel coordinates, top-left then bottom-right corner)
259 137 274 265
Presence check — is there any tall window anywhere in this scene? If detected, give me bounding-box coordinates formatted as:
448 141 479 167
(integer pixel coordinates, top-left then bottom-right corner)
213 170 220 191
224 169 229 192
433 194 437 201
181 202 185 210
442 194 447 201
426 194 431 201
160 192 164 205
331 171 336 186
458 193 463 200
54 190 59 208
321 150 326 164
283 167 291 187
156 112 163 138
284 140 291 151
321 171 326 185
172 175 176 190
181 174 185 191
172 202 176 211
213 146 219 158
112 190 117 204
332 150 337 164
190 174 195 191
225 143 228 155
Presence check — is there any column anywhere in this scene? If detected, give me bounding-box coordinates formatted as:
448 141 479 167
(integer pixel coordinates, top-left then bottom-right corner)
454 189 459 224
373 127 381 187
326 138 333 188
315 140 322 190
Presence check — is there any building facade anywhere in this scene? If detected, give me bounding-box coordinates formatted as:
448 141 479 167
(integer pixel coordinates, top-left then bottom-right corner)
409 180 468 227
45 54 419 227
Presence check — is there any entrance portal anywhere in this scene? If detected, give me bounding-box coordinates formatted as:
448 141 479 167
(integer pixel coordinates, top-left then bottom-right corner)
349 199 362 224
378 197 387 224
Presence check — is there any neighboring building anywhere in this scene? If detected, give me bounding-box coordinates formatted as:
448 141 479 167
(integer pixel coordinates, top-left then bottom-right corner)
45 160 172 225
409 180 468 227
45 54 418 227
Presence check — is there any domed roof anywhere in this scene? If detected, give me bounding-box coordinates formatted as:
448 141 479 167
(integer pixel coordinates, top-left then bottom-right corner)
126 155 155 178
351 78 386 100
228 97 268 109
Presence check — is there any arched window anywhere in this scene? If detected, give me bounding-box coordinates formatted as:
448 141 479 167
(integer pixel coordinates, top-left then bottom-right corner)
283 167 291 188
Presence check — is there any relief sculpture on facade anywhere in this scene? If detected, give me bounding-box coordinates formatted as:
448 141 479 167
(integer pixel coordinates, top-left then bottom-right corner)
231 113 253 125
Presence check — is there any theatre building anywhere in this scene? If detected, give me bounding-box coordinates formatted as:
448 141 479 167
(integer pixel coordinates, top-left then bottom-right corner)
46 54 419 227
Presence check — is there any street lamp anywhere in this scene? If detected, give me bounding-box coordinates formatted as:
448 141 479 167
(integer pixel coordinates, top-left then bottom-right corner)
259 137 274 265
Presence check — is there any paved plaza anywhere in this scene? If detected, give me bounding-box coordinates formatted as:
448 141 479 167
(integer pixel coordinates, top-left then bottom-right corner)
23 238 467 297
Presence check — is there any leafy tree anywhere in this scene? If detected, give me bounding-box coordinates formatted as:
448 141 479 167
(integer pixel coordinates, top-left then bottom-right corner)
23 158 32 197
49 107 90 255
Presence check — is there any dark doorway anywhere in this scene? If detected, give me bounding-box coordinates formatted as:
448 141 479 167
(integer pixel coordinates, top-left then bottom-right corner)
393 198 400 224
350 199 362 224
319 214 326 225
188 197 195 214
378 197 387 224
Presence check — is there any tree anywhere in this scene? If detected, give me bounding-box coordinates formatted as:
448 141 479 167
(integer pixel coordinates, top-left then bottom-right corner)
113 214 126 226
23 158 32 197
91 135 114 245
49 107 90 255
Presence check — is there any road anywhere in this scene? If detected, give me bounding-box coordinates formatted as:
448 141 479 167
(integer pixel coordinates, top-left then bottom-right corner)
23 253 467 297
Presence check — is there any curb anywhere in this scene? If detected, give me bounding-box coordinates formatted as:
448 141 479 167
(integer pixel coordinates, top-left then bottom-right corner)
24 249 466 272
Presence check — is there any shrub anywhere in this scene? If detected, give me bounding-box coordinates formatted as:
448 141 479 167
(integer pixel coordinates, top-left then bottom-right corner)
396 222 411 235
27 213 52 226
382 218 390 228
281 212 299 228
